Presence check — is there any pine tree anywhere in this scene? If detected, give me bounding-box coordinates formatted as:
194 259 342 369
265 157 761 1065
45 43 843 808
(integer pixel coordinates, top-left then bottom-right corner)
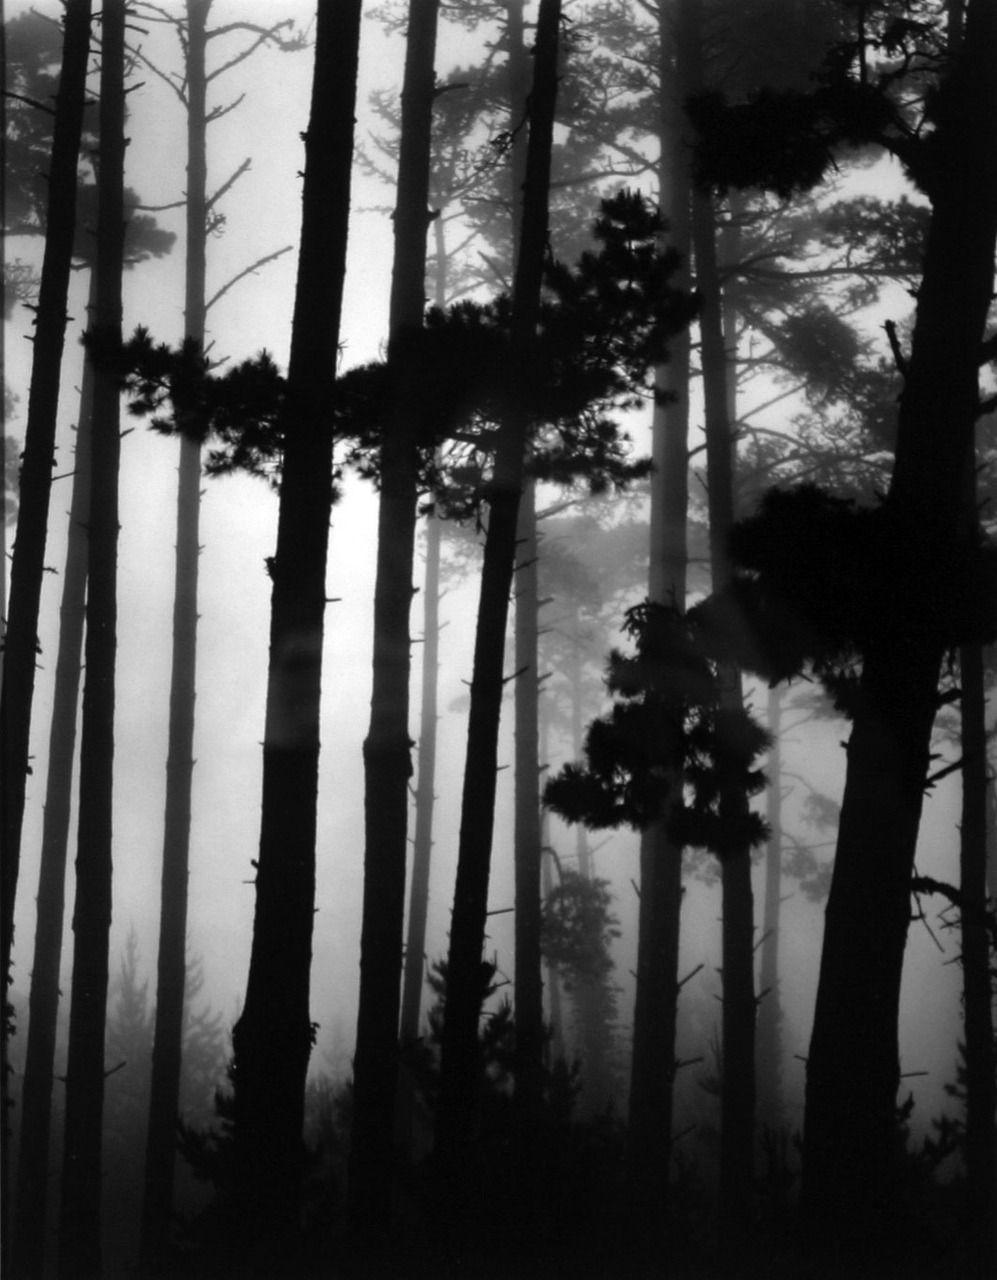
350 0 440 1237
58 2 125 1271
1 4 92 1151
230 0 362 1260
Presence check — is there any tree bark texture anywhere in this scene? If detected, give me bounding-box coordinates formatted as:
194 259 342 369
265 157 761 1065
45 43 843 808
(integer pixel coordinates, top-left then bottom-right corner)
1 0 92 1041
802 0 997 1254
141 0 207 1263
58 3 125 1273
230 1 361 1257
350 0 439 1237
436 0 562 1171
13 315 94 1280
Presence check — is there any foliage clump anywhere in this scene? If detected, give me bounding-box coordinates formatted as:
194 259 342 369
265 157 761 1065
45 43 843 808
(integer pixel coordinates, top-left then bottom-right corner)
545 601 770 858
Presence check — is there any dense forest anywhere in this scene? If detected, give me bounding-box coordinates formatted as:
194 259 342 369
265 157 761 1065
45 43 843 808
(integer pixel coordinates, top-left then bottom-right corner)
2 0 996 1276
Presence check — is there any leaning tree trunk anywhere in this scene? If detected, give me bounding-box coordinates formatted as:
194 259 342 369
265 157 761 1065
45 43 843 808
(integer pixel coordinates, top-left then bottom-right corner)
349 0 440 1238
801 0 997 1259
12 316 95 1280
58 2 125 1273
140 0 208 1263
625 0 692 1231
1 0 92 1063
230 1 362 1259
756 684 784 1132
436 0 562 1177
691 174 756 1247
957 637 995 1275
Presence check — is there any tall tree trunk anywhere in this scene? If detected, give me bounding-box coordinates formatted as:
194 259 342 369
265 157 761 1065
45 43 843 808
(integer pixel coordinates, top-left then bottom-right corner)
436 0 562 1175
513 476 544 1178
801 0 997 1257
349 0 439 1237
691 172 755 1244
230 2 362 1258
399 510 442 1046
1 0 92 1079
12 313 95 1280
13 323 95 1278
140 0 207 1263
58 2 125 1272
958 637 995 1274
756 685 784 1133
398 208 451 1053
625 0 692 1231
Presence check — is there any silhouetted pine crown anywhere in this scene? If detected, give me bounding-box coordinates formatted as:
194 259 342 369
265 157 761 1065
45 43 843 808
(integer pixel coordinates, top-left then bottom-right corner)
544 601 770 857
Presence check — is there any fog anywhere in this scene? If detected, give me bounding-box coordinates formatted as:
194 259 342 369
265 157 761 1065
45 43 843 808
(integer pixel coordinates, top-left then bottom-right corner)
3 0 992 1275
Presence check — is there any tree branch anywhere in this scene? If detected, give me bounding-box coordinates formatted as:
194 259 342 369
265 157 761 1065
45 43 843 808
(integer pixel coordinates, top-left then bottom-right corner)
205 245 293 313
4 90 55 114
205 157 251 211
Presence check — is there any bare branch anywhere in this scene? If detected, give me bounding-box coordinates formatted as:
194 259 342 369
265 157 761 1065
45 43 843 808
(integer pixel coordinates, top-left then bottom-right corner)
127 43 187 104
134 198 186 213
205 244 293 313
4 90 55 114
206 157 252 211
206 93 245 125
206 22 304 84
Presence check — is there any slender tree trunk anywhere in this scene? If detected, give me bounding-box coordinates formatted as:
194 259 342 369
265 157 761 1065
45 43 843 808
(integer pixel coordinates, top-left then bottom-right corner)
626 0 692 1230
503 0 545 1179
399 510 442 1046
350 0 439 1238
58 3 125 1273
756 686 784 1133
398 209 450 1053
1 0 92 1056
230 3 361 1259
140 1 207 1263
692 170 755 1245
802 0 997 1257
12 307 95 1280
513 476 544 1175
436 0 562 1173
958 638 995 1274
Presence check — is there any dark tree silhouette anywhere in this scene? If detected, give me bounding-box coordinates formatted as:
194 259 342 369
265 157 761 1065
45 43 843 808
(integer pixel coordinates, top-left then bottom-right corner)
1 2 92 1149
58 1 125 1273
350 0 440 1237
229 0 362 1260
689 2 997 1256
436 0 563 1184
